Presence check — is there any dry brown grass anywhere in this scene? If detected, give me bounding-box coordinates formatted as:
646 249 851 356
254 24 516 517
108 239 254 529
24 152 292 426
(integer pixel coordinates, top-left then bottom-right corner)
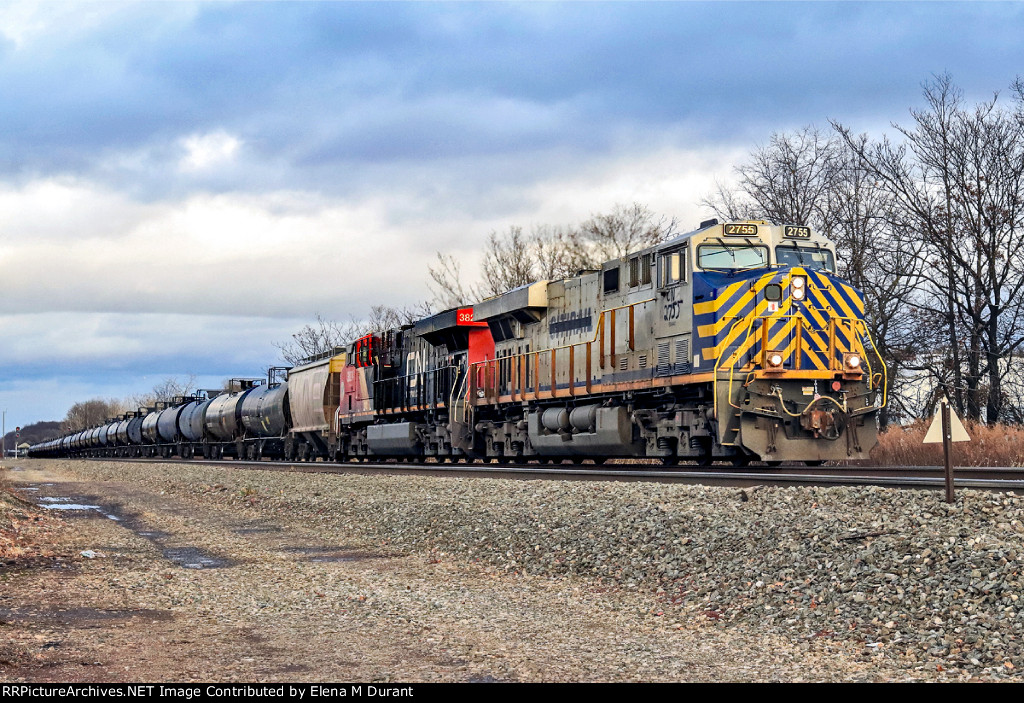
870 419 1024 467
0 467 65 562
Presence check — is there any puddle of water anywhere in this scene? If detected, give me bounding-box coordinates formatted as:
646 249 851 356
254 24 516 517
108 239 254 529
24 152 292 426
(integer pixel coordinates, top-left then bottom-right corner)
20 487 39 492
41 503 102 511
28 488 231 570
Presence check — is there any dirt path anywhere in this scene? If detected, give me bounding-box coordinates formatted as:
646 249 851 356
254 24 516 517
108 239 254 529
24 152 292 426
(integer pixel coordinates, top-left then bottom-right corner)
0 460 942 682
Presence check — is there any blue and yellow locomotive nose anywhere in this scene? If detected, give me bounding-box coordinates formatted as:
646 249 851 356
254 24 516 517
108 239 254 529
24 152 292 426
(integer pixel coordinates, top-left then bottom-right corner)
694 266 874 376
694 264 885 462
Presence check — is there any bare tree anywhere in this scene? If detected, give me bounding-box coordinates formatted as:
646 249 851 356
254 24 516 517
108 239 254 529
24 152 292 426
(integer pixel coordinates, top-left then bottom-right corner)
275 304 433 366
481 226 537 297
123 374 201 410
836 74 1024 423
428 202 678 307
150 374 198 402
428 252 482 309
701 126 843 229
274 313 361 366
61 398 124 432
577 202 679 262
702 126 927 426
532 223 592 280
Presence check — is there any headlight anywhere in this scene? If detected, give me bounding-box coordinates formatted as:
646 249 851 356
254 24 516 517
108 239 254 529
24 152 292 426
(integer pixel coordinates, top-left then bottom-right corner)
766 351 785 369
843 353 862 372
791 276 806 300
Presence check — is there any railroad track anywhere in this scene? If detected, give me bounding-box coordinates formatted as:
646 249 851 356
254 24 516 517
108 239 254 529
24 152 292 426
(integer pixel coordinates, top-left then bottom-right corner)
68 456 1024 493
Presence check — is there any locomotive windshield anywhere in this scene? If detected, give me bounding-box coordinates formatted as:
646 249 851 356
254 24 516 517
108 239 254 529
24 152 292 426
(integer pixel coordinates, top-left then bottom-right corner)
775 245 835 272
697 244 770 271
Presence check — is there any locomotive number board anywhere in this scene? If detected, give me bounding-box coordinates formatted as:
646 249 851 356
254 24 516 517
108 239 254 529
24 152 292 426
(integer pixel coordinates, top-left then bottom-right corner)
724 223 758 236
784 225 811 239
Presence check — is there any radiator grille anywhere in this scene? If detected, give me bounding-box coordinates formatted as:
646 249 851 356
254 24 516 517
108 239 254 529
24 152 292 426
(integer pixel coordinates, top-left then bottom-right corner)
674 338 691 374
656 342 671 376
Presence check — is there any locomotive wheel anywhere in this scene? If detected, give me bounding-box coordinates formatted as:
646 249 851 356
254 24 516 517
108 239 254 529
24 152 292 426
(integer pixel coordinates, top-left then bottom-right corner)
805 460 825 467
591 457 608 465
660 456 679 467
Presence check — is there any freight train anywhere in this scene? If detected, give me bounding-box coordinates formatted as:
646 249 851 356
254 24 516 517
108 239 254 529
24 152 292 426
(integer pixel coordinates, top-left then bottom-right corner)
30 219 886 466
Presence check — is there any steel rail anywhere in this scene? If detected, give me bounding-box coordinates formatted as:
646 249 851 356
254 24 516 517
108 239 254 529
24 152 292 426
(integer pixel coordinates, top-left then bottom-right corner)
64 456 1024 493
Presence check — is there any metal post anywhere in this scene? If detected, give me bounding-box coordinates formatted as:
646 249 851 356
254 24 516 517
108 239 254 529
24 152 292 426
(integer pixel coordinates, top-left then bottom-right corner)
942 400 955 504
2 410 5 462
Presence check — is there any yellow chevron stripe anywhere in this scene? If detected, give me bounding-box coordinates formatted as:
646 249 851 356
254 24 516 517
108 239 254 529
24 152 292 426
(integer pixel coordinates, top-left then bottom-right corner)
697 272 790 336
809 278 858 322
693 278 749 316
702 297 795 360
839 282 866 316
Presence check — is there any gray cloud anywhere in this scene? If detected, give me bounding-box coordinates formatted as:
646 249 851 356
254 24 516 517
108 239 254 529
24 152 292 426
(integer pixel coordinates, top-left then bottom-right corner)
2 1 1023 425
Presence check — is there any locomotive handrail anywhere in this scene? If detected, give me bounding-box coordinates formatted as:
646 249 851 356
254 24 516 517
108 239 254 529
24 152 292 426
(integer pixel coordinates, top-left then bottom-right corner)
374 365 458 413
713 314 888 420
468 297 656 405
451 363 469 424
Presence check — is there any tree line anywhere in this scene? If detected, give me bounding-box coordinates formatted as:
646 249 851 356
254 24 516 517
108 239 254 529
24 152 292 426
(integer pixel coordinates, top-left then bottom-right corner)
274 202 680 364
59 74 1024 431
283 74 1024 428
60 375 199 433
706 74 1024 425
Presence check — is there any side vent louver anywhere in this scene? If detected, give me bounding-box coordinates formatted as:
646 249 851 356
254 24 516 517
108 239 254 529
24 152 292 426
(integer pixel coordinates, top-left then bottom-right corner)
656 342 671 376
674 338 691 374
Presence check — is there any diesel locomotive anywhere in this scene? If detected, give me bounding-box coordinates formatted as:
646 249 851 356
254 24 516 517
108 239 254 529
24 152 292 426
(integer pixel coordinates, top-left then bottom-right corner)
31 219 886 466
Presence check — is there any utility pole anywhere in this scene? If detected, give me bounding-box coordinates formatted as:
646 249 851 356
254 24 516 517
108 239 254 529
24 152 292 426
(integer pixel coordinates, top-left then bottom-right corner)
2 409 5 462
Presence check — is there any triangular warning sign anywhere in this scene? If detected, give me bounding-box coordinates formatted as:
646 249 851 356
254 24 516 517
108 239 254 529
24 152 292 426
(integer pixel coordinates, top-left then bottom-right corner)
923 402 971 444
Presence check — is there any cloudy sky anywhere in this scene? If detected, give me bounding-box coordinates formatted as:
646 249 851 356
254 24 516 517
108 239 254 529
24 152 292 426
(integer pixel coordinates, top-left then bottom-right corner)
1 1 1022 427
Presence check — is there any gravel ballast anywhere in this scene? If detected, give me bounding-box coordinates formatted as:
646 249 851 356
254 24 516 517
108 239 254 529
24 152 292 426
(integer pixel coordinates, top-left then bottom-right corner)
7 458 1024 681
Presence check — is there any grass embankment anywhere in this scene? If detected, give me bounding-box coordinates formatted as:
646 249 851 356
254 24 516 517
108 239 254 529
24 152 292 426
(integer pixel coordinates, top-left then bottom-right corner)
871 421 1024 467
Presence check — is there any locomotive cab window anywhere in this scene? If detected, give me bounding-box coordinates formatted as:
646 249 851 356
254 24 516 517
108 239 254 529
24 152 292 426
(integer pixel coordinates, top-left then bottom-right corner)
775 245 836 272
659 250 685 286
697 244 769 271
